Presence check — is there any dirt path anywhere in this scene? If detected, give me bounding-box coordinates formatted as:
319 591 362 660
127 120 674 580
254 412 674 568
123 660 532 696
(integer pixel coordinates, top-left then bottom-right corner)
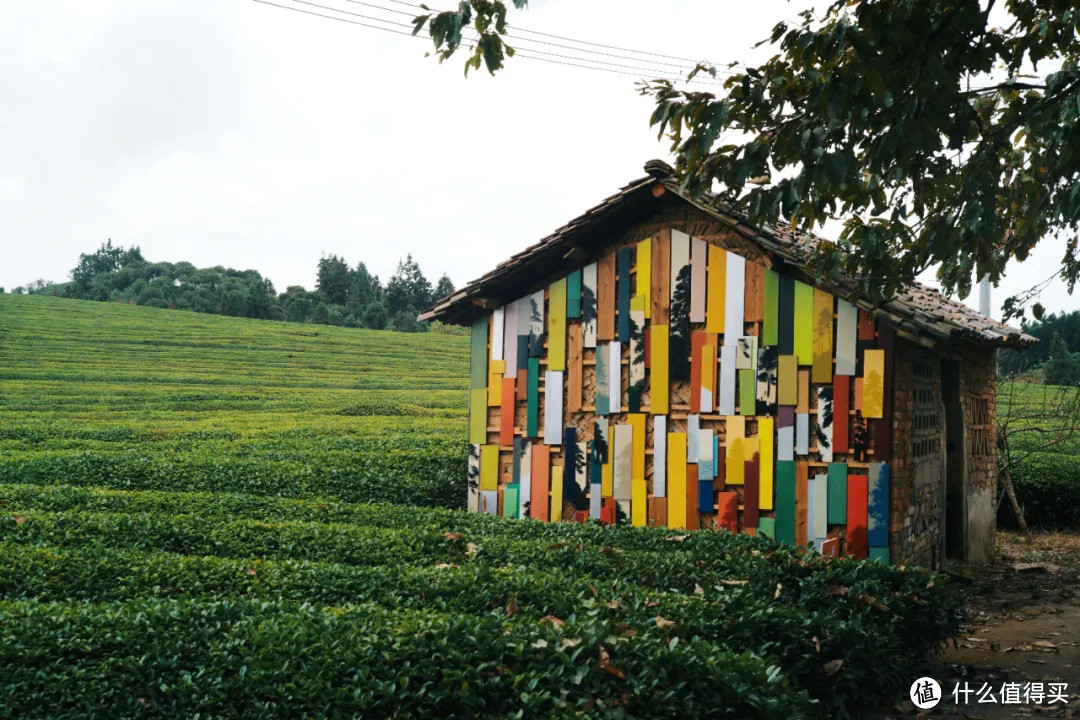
877 532 1080 719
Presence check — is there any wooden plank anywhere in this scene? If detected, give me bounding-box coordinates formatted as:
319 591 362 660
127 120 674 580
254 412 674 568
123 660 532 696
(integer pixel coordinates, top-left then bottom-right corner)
816 386 834 462
502 299 518 377
630 414 647 526
566 270 582 319
698 427 715 480
667 432 688 528
777 406 795 462
846 474 868 558
690 236 707 323
827 462 847 524
548 277 567 371
724 416 745 485
717 491 738 532
724 251 746 343
653 416 667 497
796 412 809 455
648 496 668 528
608 341 622 414
528 290 545 357
479 490 498 515
650 325 669 414
805 476 816 545
544 371 563 445
601 497 616 524
698 478 714 513
595 341 610 416
835 299 857 376
812 288 833 383
778 274 795 355
636 237 652 320
550 465 563 521
736 336 757 370
833 375 850 453
488 360 505 407
700 338 716 413
617 247 632 342
718 343 738 415
520 442 533 517
669 230 692 383
470 315 489 389
744 260 765 323
857 309 876 340
690 331 706 414
812 473 828 543
480 444 499 492
590 479 602 520
503 483 519 518
500 377 515 445
491 307 505 362
738 368 755 416
615 499 631 525
714 436 723 486
762 268 779 346
685 463 699 530
582 262 598 348
612 423 633 501
757 517 775 539
796 369 810 413
705 244 726 333
854 377 864 413
526 357 540 437
756 346 778 415
758 416 774 510
597 252 616 342
874 321 896 461
775 460 796 544
743 438 760 528
778 354 798 405
852 410 869 462
601 452 613 498
567 324 583 413
687 414 701 464
867 462 890 548
469 388 487 444
467 444 480 512
793 281 814 365
651 229 670 324
863 349 885 418
795 460 809 545
629 305 646 413
530 445 550 521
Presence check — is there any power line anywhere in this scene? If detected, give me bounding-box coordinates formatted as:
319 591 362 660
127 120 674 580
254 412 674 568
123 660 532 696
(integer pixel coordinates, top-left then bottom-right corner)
254 0 727 85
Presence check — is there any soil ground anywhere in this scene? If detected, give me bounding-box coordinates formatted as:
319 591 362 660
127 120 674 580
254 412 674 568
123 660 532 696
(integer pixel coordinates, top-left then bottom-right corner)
876 531 1080 719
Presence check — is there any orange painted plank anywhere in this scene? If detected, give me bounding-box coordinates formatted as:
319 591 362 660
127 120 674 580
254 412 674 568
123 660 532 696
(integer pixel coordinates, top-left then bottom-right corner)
499 377 515 445
795 460 809 546
597 252 616 342
685 463 699 530
530 445 551 521
648 496 668 528
516 369 528 404
717 491 738 533
651 229 670 325
744 261 765 322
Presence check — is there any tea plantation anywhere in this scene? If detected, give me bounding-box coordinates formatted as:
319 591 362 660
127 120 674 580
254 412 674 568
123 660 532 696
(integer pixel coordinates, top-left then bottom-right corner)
0 296 964 718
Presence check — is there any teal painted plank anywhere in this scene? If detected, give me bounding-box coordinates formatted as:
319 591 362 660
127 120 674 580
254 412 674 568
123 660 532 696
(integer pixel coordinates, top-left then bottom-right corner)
827 462 848 524
504 484 520 518
566 269 582 318
869 547 890 564
470 315 489 389
775 461 796 544
757 517 776 539
527 357 540 437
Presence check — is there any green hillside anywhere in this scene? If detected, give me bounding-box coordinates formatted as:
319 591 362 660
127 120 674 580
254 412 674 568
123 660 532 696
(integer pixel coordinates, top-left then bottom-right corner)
0 294 469 505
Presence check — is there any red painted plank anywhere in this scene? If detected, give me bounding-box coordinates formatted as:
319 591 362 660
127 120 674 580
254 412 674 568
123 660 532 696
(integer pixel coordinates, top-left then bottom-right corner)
601 496 616 525
500 377 516 446
685 464 700 530
833 375 850 454
717 491 739 533
648 497 667 528
857 310 875 341
846 474 868 558
531 445 551 521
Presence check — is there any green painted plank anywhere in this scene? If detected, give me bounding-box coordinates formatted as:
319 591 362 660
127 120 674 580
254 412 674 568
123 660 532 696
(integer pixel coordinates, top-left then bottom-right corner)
504 484 520 519
738 368 755 416
470 315 489 389
827 462 847 524
869 547 890 564
775 460 796 544
566 269 582 319
762 268 779 346
757 517 776 539
527 357 540 437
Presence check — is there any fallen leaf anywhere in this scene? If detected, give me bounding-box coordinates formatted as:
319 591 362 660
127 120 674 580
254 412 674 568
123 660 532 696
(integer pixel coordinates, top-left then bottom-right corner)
812 636 821 653
598 646 625 679
774 583 783 600
826 584 849 596
531 639 548 649
664 534 691 542
1033 640 1057 650
719 579 749 586
539 615 565 627
586 584 599 597
246 567 257 577
506 597 519 617
616 622 638 638
823 659 844 675
465 542 479 556
13 515 26 525
606 598 626 611
560 637 581 650
694 583 704 595
644 599 660 607
442 532 462 541
434 562 458 570
550 541 567 549
655 616 677 630
856 595 888 611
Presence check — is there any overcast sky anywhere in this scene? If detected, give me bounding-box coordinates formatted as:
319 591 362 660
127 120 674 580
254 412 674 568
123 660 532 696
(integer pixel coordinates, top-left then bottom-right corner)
2 0 1075 321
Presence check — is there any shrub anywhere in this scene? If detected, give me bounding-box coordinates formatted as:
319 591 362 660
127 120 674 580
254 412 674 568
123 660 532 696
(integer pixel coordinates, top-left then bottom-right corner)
1002 451 1080 528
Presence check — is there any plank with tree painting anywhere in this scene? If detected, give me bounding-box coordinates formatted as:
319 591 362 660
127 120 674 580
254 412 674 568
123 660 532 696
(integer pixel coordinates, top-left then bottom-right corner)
467 444 480 513
617 247 632 342
566 269 582 319
528 290 545 357
669 230 692 382
629 302 646 412
717 491 738 532
519 442 532 518
756 346 778 415
816 386 833 462
582 262 598 347
793 281 814 365
811 288 833 382
863 349 885 418
725 416 746 485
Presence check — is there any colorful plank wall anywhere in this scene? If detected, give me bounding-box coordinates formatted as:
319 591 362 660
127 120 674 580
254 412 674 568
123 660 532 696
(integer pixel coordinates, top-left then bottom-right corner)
466 228 893 559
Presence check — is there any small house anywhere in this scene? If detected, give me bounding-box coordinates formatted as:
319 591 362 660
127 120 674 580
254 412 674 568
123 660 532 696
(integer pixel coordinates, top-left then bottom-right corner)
420 161 1036 567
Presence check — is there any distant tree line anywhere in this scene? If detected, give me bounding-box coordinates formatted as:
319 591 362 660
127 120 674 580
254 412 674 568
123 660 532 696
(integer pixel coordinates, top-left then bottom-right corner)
4 241 456 333
999 310 1080 383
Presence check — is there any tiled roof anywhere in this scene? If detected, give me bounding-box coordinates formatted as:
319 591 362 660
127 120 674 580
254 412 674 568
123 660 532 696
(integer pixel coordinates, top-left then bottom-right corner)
421 160 1036 349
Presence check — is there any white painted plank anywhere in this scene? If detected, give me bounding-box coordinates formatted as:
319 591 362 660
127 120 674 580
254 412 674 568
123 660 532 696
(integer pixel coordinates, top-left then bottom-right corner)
690 236 707 323
503 299 518 376
777 426 794 462
653 415 667 497
613 424 633 500
698 428 714 480
544 371 563 445
609 341 622 414
491 307 504 361
687 414 701 463
835 299 857 376
718 343 738 416
724 251 746 342
796 413 810 455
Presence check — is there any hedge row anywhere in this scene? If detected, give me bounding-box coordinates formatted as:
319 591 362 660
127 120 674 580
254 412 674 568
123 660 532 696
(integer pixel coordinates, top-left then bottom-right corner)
0 597 810 719
1003 451 1080 528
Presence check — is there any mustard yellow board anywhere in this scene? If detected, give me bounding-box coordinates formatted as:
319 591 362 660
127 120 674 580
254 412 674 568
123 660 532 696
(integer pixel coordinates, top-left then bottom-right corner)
758 416 775 509
651 325 670 414
637 237 652 320
479 444 498 491
469 388 486 444
487 360 505 407
812 288 834 383
793 281 814 365
778 355 798 406
602 455 613 497
668 432 688 528
863 349 886 418
725 415 746 485
706 245 726 334
548 278 567 372
550 465 564 522
629 413 647 526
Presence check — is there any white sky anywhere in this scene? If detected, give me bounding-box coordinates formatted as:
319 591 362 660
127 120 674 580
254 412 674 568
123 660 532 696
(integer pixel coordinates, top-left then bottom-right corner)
1 0 1075 321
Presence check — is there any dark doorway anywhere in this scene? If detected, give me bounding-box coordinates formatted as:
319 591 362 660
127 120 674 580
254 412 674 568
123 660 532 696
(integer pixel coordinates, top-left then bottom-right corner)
942 360 966 560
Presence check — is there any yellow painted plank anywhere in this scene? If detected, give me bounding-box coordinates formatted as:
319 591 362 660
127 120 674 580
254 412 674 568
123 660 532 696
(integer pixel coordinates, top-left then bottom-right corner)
668 432 688 528
602 456 613 497
550 465 563 522
793 280 814 365
863 349 886 418
758 416 775 509
548 278 567 371
469 388 487 444
479 444 498 491
637 237 652 320
725 416 746 485
705 244 726 334
487 360 506 406
778 355 798 406
629 413 647 527
796 369 810 414
650 325 670 414
812 288 834 383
